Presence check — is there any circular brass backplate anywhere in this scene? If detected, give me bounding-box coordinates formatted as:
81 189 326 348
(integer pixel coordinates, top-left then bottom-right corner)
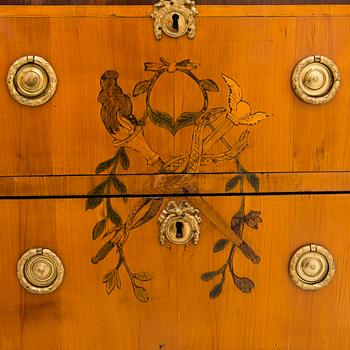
17 248 64 294
7 55 57 106
292 55 340 104
289 244 335 291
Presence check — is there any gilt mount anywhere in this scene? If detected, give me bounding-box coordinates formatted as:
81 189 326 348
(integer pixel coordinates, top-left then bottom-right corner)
158 200 201 245
151 0 198 39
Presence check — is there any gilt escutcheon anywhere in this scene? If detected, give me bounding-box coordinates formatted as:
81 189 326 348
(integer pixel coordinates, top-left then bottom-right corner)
151 0 198 39
158 200 201 245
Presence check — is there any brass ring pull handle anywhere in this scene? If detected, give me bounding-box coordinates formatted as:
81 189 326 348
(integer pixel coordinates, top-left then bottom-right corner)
292 55 340 104
289 244 335 291
17 248 64 294
7 56 57 106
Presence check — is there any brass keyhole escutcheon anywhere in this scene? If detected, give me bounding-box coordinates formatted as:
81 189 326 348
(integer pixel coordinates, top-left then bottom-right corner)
17 248 64 294
158 200 201 245
7 55 57 106
289 244 335 291
292 55 340 104
151 1 198 40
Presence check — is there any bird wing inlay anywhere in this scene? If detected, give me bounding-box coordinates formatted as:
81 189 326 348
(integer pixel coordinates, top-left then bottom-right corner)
221 73 243 111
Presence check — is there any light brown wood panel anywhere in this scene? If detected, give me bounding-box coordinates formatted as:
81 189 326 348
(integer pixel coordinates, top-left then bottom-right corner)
1 5 350 350
292 16 350 171
4 6 350 17
0 199 178 350
1 6 350 176
178 194 350 350
3 1 350 5
2 172 350 197
172 15 296 172
0 15 178 176
1 195 350 349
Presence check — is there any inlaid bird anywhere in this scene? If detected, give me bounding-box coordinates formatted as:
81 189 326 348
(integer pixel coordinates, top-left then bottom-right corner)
222 73 271 126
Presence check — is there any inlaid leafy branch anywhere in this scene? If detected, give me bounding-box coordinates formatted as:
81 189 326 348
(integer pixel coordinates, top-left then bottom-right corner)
101 245 153 302
201 159 262 298
85 145 157 302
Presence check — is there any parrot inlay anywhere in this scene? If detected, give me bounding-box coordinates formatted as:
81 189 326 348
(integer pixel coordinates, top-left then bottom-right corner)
86 58 271 302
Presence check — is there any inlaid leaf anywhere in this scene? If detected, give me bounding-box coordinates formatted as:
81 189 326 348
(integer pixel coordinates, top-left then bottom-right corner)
107 199 122 227
174 112 201 132
117 147 130 170
231 212 244 235
245 173 260 192
245 211 262 230
200 79 219 92
104 269 121 295
103 269 115 283
239 241 261 264
111 175 127 195
149 109 175 134
91 241 115 264
111 175 128 203
209 283 223 299
213 239 230 252
92 218 106 240
200 270 220 281
233 275 255 293
115 270 121 289
133 80 151 96
133 286 149 302
85 180 107 210
105 274 116 295
95 157 116 174
133 272 153 281
225 175 241 192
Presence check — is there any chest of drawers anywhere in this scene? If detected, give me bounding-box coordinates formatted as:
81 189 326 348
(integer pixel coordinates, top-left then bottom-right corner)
1 5 350 349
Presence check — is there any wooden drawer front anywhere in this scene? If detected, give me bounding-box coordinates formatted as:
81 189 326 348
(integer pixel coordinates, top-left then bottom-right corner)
1 194 349 350
1 6 350 177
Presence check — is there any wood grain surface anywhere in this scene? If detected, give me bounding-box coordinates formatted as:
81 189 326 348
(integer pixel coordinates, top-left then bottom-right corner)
1 6 350 177
1 5 349 350
1 172 350 197
2 0 350 5
1 195 349 350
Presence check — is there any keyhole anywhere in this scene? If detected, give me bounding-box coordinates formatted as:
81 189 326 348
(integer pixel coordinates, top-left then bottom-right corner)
172 13 179 32
175 221 184 239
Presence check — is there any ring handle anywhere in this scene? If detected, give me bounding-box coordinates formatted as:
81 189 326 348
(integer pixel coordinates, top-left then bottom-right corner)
7 55 57 106
17 248 64 294
289 244 335 291
292 55 340 104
